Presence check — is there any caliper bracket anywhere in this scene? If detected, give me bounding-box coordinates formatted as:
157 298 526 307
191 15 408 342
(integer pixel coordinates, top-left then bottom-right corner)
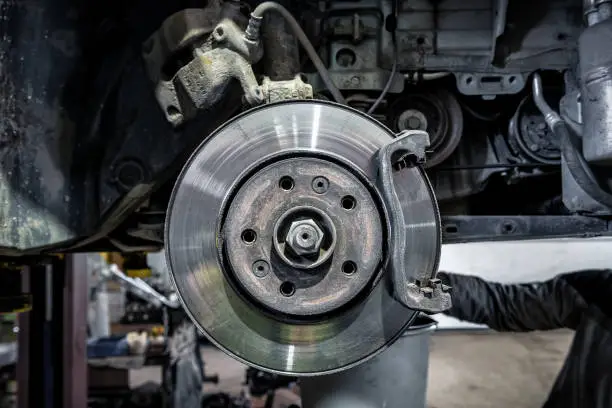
375 130 452 314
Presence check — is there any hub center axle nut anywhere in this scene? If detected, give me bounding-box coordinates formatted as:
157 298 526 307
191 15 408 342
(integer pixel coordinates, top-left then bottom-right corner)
286 220 324 256
273 206 337 270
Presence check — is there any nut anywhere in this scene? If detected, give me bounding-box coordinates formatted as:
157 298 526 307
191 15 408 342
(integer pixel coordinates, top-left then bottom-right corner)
285 219 324 256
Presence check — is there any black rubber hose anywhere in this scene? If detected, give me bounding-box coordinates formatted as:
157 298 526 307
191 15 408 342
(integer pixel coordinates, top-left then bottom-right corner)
367 0 399 114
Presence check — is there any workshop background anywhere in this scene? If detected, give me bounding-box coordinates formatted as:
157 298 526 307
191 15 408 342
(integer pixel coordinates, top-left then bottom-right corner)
130 238 610 408
1 238 609 408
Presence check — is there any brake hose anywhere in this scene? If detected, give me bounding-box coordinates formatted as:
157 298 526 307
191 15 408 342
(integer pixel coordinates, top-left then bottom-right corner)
367 0 399 114
246 2 346 104
532 73 612 208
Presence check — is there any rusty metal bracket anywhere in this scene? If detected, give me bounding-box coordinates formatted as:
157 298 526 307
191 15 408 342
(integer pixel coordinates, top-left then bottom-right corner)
142 4 264 127
143 8 223 84
259 75 313 102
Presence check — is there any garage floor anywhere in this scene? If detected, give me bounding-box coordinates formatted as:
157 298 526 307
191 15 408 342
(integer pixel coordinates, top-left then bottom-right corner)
130 329 573 408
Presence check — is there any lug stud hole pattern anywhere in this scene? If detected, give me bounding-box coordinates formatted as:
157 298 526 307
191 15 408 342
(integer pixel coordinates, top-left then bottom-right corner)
341 195 356 210
342 261 357 275
241 229 257 244
223 157 385 316
279 176 295 191
280 281 296 297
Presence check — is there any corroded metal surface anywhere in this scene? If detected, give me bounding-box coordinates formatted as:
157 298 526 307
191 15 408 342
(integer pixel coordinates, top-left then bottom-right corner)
0 0 79 252
223 157 384 317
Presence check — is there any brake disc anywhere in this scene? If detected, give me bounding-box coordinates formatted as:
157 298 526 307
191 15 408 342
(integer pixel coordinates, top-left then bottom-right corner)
166 100 444 376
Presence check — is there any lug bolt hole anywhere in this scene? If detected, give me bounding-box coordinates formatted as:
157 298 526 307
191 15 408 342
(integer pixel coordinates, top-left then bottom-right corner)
252 260 270 278
280 281 296 297
241 229 257 244
312 176 329 194
279 176 295 191
342 261 357 275
341 195 356 210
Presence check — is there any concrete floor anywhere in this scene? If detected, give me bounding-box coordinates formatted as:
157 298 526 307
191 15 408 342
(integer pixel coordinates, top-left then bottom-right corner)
427 330 572 408
130 329 573 408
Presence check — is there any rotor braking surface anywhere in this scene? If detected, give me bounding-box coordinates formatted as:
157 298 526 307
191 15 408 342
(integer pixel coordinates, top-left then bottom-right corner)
166 101 442 375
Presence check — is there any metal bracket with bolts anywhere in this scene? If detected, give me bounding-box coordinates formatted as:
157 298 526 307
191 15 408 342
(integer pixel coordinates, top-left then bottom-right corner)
375 130 451 314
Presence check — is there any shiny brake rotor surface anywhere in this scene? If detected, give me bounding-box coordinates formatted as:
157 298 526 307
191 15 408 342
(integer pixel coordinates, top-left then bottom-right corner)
165 100 440 376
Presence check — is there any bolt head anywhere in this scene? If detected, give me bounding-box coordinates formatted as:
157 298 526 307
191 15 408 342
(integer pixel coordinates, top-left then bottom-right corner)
285 219 324 256
407 116 422 129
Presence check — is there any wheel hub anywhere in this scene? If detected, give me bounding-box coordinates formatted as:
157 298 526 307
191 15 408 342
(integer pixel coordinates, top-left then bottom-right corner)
223 157 384 317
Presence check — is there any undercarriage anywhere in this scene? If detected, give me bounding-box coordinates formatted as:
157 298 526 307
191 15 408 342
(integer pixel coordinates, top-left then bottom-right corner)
2 0 612 383
1 0 611 257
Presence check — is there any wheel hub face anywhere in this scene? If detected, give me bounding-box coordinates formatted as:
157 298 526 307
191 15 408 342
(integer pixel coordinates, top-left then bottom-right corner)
223 157 384 317
165 101 440 376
